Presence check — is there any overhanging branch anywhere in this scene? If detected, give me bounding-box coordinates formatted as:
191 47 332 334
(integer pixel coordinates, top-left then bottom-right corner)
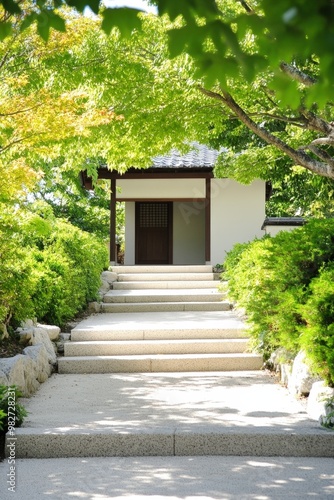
199 85 334 179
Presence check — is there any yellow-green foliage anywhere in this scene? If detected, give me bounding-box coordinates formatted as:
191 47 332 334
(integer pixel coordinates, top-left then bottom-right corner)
0 207 108 329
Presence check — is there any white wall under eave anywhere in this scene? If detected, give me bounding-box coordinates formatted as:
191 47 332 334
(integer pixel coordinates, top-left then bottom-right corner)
124 202 135 265
173 201 205 264
263 225 300 237
210 179 265 264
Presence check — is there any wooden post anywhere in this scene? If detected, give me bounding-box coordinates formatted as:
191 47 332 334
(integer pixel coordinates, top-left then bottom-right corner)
205 178 211 263
109 178 116 264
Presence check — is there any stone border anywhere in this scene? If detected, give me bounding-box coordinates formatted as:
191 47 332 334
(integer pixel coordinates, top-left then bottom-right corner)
0 323 60 397
269 348 333 424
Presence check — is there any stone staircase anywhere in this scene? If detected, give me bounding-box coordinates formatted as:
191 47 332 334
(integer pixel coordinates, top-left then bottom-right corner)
58 265 263 374
11 266 334 459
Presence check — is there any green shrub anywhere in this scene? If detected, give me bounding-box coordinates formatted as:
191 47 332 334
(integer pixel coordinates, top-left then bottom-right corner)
28 220 109 326
0 386 27 433
0 206 108 330
225 219 334 372
299 264 334 386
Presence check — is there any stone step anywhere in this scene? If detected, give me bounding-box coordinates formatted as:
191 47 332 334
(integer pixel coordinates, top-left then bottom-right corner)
111 265 214 274
58 353 263 374
113 280 223 290
101 301 231 313
103 289 223 303
64 339 250 357
116 272 215 282
12 426 334 458
11 371 333 459
70 312 247 341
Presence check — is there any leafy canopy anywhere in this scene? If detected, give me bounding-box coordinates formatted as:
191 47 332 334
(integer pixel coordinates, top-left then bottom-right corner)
1 0 333 107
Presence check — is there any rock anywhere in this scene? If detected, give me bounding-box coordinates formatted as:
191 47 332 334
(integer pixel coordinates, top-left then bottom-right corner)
280 363 292 386
60 333 71 341
99 278 110 295
21 355 40 396
30 328 57 365
36 324 60 341
101 271 117 284
88 301 102 313
56 342 65 354
268 347 294 369
21 319 35 328
0 355 26 391
307 381 334 421
0 342 53 396
16 326 34 343
288 351 320 396
23 345 51 384
0 369 8 385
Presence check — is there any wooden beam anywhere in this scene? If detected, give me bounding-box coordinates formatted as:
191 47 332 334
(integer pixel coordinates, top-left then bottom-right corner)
109 178 116 264
116 197 206 202
205 178 211 263
98 170 213 180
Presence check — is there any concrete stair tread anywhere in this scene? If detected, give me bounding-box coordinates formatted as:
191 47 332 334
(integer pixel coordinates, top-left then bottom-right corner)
66 339 250 346
58 353 263 373
64 339 250 356
101 302 231 312
111 265 214 273
105 288 222 296
72 311 245 331
103 289 224 303
113 281 224 290
60 353 261 360
117 273 215 282
71 331 247 341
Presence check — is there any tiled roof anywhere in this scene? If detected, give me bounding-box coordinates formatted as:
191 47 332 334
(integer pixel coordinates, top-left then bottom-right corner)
261 217 305 229
152 143 222 169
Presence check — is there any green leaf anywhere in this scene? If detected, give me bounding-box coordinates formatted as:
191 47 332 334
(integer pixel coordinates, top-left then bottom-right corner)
66 0 101 14
1 0 21 14
37 13 50 42
101 8 142 37
48 11 66 32
0 21 12 40
157 0 218 21
20 12 37 33
168 26 191 58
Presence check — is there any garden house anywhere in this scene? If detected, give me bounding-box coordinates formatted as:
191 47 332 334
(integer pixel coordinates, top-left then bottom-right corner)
81 143 266 265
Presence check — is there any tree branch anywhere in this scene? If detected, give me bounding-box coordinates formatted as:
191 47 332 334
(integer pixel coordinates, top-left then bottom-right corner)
0 133 42 154
199 85 334 179
0 103 42 117
304 145 334 168
280 62 317 87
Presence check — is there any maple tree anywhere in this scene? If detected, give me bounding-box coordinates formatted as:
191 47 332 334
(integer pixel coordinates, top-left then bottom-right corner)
1 0 333 188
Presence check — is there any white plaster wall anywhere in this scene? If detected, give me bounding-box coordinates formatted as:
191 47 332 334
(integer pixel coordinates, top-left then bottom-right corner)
116 179 206 199
263 225 300 237
123 180 265 265
210 179 265 264
124 202 135 265
173 202 205 264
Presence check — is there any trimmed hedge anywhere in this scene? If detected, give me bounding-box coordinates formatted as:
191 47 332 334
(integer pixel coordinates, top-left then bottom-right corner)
223 219 334 386
0 207 108 329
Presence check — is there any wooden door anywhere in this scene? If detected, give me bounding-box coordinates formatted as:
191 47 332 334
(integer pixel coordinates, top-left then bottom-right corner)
135 202 172 264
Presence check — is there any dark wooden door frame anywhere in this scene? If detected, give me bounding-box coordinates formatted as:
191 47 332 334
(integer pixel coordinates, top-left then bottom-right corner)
107 174 211 264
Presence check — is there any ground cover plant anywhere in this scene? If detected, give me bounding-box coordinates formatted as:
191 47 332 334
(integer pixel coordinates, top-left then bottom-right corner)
223 218 334 387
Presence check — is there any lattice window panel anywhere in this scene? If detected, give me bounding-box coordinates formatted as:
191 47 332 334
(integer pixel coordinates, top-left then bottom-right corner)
139 203 168 228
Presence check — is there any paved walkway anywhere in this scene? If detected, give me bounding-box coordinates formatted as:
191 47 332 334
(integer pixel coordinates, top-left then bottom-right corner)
1 455 334 499
2 365 334 498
